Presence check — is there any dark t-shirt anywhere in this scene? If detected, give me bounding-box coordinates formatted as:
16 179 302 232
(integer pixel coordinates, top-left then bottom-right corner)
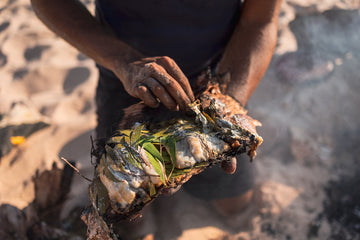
95 0 242 78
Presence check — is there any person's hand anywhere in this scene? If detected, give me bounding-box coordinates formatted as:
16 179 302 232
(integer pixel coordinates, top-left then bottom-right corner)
113 56 195 111
221 157 237 174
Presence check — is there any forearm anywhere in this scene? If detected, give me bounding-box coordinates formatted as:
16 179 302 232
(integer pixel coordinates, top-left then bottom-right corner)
31 0 141 71
30 0 200 111
217 0 282 105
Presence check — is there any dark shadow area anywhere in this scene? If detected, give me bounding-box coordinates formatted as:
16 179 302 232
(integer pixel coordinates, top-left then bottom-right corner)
77 53 88 61
13 67 29 80
0 21 10 33
0 49 7 68
63 67 90 95
24 45 51 62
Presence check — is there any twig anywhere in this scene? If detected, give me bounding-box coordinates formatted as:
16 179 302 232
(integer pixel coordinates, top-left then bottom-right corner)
61 157 92 182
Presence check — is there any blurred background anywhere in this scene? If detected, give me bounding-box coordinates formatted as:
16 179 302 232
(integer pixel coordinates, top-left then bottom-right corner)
0 0 359 239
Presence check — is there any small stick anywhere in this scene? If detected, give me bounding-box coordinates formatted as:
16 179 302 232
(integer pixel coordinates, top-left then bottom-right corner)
61 157 92 182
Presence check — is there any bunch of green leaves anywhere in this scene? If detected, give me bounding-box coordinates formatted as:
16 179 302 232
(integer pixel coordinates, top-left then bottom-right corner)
101 102 227 192
105 124 181 186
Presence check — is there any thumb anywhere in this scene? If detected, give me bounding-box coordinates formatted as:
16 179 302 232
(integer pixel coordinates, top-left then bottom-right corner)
221 156 237 174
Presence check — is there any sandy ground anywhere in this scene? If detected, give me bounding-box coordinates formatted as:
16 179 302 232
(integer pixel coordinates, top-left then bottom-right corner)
0 0 360 239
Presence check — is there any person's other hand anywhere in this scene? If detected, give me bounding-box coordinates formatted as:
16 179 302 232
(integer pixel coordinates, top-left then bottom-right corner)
221 156 237 174
113 56 195 111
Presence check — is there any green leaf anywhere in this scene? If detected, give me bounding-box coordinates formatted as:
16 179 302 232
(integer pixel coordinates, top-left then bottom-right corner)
119 136 127 145
170 167 192 178
152 127 170 139
149 181 156 197
166 136 177 163
130 124 144 145
119 129 131 136
121 145 143 169
166 136 177 178
107 136 123 144
118 130 131 144
142 142 163 162
134 135 153 147
161 150 171 164
144 150 166 185
92 177 109 215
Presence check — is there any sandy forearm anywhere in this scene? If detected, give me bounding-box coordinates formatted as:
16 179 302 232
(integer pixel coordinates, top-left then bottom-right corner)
30 0 142 71
217 0 282 105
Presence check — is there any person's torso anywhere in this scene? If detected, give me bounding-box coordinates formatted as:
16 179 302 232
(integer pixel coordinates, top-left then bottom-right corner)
95 0 242 78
